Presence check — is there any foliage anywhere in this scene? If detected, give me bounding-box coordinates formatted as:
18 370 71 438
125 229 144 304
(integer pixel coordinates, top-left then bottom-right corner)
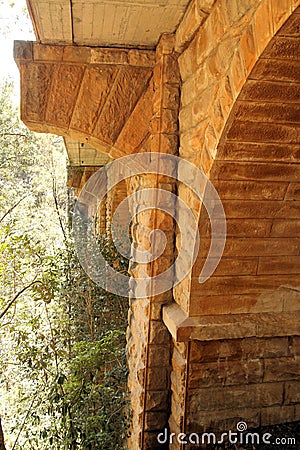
0 77 129 449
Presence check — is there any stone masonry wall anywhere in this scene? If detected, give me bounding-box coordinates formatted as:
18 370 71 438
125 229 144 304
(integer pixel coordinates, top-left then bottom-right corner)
169 336 300 449
174 0 300 316
194 10 300 315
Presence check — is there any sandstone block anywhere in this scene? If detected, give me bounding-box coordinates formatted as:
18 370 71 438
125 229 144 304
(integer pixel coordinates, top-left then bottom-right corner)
46 64 85 128
291 337 300 356
146 389 169 412
264 36 300 60
147 367 170 390
261 405 296 426
175 0 207 52
156 34 176 57
90 48 128 65
278 10 300 36
189 294 283 316
188 382 283 411
128 49 156 68
264 357 300 382
240 79 300 103
148 345 170 367
285 381 300 404
70 66 116 135
149 320 170 345
170 395 185 429
14 40 33 62
186 407 260 433
63 45 90 62
144 411 168 431
272 0 294 31
253 0 273 54
271 220 300 237
188 358 263 388
33 43 63 62
258 256 300 275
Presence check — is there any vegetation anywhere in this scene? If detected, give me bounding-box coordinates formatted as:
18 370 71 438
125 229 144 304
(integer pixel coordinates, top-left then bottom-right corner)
0 79 128 449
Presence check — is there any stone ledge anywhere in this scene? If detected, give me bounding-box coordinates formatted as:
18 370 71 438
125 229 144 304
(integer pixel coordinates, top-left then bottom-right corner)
163 302 300 342
14 41 156 68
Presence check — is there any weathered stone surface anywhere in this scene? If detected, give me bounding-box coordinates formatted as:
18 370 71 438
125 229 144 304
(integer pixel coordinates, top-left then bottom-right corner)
253 0 274 54
239 79 300 103
285 381 300 404
113 84 154 157
15 42 153 154
189 294 283 316
226 120 300 143
198 237 300 257
145 390 169 411
90 48 128 65
189 359 263 388
191 274 300 296
46 64 84 127
271 219 300 236
14 40 33 62
70 66 116 135
128 50 156 68
278 10 300 36
211 161 300 182
264 357 300 382
190 337 289 363
22 63 52 123
175 0 209 52
272 0 295 31
233 101 300 123
186 407 260 433
93 67 152 144
34 43 63 61
258 256 300 274
250 58 300 82
261 405 296 426
221 200 300 219
188 382 283 411
285 183 300 200
217 141 300 162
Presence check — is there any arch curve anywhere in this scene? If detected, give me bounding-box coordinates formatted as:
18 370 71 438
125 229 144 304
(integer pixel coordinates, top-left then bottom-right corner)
190 6 300 316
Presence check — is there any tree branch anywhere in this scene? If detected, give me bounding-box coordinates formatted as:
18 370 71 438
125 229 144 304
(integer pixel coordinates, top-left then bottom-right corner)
11 396 36 450
0 133 27 139
0 196 27 223
0 280 43 321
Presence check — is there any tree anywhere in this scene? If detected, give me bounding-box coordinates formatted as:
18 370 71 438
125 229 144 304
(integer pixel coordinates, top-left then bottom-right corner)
0 77 129 449
0 78 67 449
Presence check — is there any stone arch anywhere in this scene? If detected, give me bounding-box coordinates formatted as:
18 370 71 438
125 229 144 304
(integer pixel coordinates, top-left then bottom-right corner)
190 6 300 315
178 0 298 175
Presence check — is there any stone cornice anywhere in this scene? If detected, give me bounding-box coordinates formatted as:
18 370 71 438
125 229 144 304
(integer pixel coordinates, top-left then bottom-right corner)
163 302 300 342
14 41 154 156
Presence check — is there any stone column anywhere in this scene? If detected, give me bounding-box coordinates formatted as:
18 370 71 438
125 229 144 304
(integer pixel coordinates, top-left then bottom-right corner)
126 35 180 449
